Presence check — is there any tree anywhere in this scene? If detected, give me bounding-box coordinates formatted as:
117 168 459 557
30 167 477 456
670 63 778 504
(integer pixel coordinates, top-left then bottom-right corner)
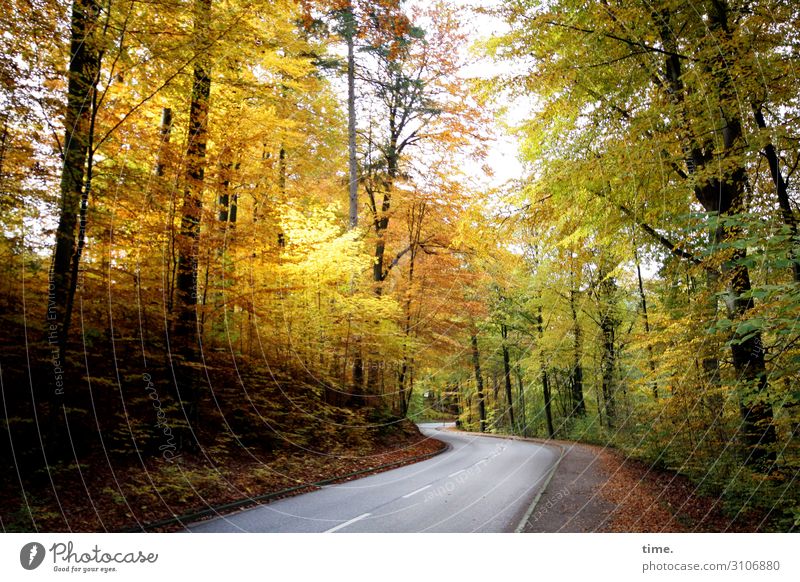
470 332 486 433
50 0 102 362
172 0 212 429
485 0 790 471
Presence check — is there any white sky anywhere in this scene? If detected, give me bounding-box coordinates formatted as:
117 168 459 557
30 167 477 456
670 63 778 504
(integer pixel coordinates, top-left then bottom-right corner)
447 0 525 188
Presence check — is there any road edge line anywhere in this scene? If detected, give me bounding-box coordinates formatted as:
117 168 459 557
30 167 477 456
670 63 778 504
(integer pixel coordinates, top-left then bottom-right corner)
124 438 451 533
514 445 566 533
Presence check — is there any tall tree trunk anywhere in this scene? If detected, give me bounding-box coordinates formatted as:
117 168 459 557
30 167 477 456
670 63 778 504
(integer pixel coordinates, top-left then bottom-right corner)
657 3 776 470
470 333 486 433
217 146 237 228
174 0 212 432
50 0 102 362
537 306 555 438
752 106 800 283
371 125 398 289
600 316 616 425
372 194 391 287
345 5 358 230
492 373 500 422
500 324 515 431
634 249 658 399
351 351 364 407
0 112 8 180
153 107 172 178
515 364 527 436
278 144 287 198
569 288 586 416
719 219 777 470
341 4 362 402
397 211 422 416
599 276 618 426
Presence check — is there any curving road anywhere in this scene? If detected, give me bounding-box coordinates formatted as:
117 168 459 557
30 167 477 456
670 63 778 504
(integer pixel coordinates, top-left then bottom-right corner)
187 424 559 533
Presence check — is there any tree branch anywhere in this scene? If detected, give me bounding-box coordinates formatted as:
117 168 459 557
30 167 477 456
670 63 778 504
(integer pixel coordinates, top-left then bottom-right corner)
617 203 701 264
541 20 693 61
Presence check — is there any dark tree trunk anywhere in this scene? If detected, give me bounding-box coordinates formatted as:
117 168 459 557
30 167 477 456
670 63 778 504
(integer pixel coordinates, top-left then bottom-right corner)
278 144 286 198
634 249 658 399
372 181 392 287
470 333 486 433
537 306 555 438
351 351 364 407
500 324 515 431
656 3 776 470
371 84 399 289
752 106 800 283
515 364 527 436
492 373 500 421
569 288 586 416
345 6 358 230
398 361 408 416
718 222 776 469
217 147 237 228
174 0 212 433
0 112 7 179
50 0 102 363
600 317 616 425
599 277 618 425
154 107 172 178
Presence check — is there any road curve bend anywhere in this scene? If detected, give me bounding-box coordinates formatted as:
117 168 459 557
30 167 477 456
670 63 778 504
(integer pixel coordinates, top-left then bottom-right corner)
187 424 559 533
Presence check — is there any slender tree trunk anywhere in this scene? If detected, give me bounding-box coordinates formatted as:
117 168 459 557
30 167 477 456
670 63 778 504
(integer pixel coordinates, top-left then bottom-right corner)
151 106 173 249
398 361 408 415
0 112 8 180
752 106 800 283
345 6 358 229
634 249 658 399
492 373 500 423
599 277 618 425
515 364 527 436
397 225 420 416
217 147 237 229
470 333 486 433
537 306 555 438
278 144 287 198
154 107 172 178
341 5 362 404
569 288 586 416
352 351 364 407
50 0 102 362
500 324 515 431
174 0 212 432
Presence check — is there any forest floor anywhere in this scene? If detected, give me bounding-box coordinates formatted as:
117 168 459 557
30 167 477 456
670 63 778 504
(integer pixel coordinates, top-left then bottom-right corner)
520 439 767 532
1 423 446 533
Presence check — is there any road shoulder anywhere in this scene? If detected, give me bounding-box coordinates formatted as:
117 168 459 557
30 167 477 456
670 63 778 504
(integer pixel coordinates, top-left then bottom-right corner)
521 442 613 532
520 440 766 532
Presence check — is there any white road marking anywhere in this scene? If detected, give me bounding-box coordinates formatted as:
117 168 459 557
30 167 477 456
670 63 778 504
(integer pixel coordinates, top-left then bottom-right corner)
324 512 371 533
402 484 432 499
448 469 465 478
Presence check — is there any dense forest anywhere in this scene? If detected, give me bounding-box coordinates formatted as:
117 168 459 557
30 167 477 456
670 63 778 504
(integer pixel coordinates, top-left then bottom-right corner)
0 0 798 532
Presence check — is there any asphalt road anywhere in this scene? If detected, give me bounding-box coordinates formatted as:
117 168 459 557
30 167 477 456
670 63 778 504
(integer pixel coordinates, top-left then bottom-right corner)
187 424 559 533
